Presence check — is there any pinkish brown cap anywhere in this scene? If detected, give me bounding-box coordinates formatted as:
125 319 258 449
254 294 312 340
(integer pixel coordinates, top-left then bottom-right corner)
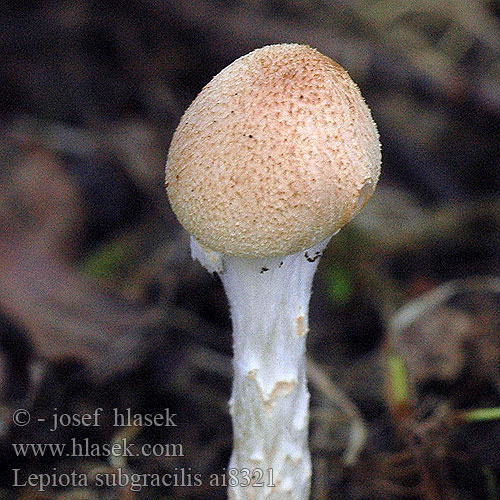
166 44 381 258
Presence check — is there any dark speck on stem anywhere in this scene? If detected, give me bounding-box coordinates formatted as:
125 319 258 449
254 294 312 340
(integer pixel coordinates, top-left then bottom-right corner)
304 251 322 262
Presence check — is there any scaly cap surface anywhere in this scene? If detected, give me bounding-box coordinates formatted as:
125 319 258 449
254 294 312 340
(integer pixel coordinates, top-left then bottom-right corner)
166 44 381 257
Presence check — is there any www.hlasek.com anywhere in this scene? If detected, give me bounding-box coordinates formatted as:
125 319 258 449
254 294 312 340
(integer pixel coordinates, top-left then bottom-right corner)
12 467 276 492
13 438 184 459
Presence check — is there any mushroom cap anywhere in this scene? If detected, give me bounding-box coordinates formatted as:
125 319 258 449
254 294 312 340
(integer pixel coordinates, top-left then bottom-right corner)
166 44 381 258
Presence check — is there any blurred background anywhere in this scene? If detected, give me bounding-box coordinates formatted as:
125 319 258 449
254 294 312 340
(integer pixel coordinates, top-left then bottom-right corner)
1 1 500 499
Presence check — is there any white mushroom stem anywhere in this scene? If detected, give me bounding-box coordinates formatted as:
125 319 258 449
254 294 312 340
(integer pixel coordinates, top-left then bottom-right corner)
192 236 331 500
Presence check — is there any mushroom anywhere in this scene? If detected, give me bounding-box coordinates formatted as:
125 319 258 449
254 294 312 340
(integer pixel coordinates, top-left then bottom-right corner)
166 44 381 499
